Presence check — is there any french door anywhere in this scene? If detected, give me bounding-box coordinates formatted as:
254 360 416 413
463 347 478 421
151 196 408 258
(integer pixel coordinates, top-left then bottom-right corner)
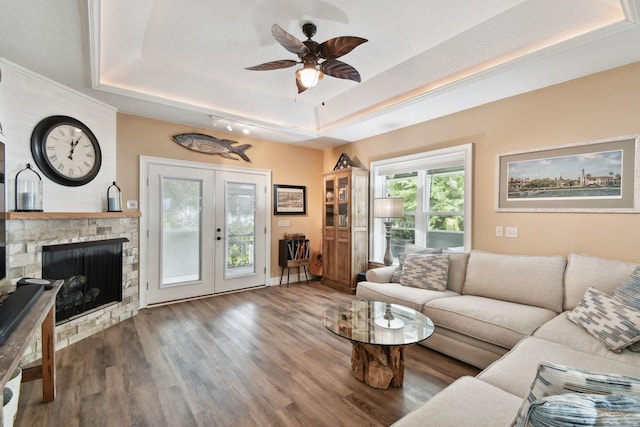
143 158 269 305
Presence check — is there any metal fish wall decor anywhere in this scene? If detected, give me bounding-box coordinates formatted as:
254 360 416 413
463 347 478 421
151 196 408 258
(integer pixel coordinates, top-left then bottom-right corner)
172 133 252 162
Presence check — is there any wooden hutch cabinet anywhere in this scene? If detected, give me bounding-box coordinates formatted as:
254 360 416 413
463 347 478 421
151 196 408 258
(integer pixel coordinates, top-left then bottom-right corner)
321 168 368 294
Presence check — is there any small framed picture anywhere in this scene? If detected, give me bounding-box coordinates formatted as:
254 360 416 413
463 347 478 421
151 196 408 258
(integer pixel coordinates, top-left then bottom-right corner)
274 184 307 215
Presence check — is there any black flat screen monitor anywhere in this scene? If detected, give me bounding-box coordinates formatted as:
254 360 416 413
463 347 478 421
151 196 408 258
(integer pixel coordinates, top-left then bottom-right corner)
0 141 6 281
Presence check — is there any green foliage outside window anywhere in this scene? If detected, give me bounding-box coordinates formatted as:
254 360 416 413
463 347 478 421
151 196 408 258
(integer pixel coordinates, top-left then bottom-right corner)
385 171 464 252
429 173 465 231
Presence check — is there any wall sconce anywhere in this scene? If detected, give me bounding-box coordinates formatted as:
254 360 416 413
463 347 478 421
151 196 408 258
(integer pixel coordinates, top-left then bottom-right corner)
374 197 404 266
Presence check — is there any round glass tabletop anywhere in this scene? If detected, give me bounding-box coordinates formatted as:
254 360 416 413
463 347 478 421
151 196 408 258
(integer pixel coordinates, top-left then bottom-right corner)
321 300 435 346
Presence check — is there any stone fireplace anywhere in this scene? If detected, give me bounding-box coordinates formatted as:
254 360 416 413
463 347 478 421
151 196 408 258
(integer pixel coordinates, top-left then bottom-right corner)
6 212 139 364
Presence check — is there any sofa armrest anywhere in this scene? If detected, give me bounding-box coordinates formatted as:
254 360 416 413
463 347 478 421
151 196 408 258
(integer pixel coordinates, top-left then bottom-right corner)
365 266 397 283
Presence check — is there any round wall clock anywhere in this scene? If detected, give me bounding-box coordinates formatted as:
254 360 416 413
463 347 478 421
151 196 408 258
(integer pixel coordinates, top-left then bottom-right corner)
31 115 102 186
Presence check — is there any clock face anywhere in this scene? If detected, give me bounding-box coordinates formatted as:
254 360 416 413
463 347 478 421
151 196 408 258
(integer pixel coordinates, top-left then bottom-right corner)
31 116 102 186
44 124 97 179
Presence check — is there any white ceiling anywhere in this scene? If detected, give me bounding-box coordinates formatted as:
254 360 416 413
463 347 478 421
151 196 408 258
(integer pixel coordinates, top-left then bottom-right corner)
1 0 640 148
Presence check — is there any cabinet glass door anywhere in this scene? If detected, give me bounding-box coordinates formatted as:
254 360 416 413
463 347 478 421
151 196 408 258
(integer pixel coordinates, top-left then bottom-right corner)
325 178 335 226
338 176 349 227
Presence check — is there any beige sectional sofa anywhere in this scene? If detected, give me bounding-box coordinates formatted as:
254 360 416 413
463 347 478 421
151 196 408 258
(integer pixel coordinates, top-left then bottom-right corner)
356 250 640 426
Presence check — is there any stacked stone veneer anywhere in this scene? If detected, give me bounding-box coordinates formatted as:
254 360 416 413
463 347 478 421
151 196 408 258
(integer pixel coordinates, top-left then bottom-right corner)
5 214 139 364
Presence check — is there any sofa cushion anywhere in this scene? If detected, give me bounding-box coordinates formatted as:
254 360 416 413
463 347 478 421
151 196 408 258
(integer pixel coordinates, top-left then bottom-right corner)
443 252 469 293
520 393 640 427
364 253 468 293
563 253 638 311
390 376 522 427
533 314 640 367
422 327 510 369
462 250 565 312
478 336 640 399
512 362 640 426
424 295 557 349
566 287 640 352
356 281 458 311
399 253 450 290
390 246 442 283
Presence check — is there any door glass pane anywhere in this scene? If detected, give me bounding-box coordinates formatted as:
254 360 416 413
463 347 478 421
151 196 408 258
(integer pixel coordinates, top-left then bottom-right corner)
162 177 202 285
226 181 256 277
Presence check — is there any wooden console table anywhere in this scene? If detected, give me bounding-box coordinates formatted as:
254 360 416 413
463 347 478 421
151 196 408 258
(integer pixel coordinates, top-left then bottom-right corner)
0 281 62 405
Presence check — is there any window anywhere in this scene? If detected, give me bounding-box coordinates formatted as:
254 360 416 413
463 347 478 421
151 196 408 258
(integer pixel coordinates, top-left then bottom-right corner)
370 144 473 263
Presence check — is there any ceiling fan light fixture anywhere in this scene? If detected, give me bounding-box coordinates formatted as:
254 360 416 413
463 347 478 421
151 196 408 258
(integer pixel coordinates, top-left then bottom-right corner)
296 64 322 88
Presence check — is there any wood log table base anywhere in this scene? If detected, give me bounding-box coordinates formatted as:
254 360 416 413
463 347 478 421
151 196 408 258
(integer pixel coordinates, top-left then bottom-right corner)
351 342 405 389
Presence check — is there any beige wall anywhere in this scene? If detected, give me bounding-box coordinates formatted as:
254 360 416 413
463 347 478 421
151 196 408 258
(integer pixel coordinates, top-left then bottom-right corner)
327 61 640 264
116 114 323 278
117 61 640 281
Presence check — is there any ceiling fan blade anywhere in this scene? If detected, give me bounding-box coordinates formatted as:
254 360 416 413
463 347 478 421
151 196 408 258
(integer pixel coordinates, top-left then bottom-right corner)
295 76 307 94
318 37 367 59
272 24 309 56
245 60 299 71
320 59 361 82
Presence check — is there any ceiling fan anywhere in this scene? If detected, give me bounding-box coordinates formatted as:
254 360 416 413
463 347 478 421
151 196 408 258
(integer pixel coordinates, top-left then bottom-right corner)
246 23 367 93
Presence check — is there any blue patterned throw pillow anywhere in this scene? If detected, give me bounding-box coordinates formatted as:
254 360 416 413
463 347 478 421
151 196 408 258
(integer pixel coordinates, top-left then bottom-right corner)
613 266 640 352
512 362 640 427
566 287 640 352
523 393 640 427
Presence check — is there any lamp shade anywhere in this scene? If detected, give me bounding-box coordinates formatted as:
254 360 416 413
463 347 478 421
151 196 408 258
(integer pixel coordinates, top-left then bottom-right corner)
373 197 404 218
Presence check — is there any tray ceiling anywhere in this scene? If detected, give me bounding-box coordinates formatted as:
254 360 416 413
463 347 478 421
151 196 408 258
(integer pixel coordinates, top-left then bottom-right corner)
2 1 640 147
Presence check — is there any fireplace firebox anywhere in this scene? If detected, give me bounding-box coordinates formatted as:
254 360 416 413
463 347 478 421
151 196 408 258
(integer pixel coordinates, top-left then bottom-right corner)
42 238 128 323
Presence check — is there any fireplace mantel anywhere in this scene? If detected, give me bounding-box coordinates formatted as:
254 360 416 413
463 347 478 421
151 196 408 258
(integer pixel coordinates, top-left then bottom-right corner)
7 211 141 220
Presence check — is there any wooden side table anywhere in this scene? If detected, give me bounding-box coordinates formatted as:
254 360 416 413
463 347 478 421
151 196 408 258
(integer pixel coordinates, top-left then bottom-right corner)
0 281 62 406
278 239 310 286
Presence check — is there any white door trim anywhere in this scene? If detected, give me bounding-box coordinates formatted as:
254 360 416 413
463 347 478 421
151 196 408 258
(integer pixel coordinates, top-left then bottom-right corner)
139 155 272 308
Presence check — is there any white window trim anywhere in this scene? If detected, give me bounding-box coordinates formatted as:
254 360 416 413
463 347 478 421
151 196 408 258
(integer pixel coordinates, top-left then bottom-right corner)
369 143 473 263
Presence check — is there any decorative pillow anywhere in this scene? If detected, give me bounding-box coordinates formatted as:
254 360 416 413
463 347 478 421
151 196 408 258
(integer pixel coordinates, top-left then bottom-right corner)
399 253 450 291
522 393 640 427
512 362 640 427
390 246 442 283
614 266 640 352
566 287 640 352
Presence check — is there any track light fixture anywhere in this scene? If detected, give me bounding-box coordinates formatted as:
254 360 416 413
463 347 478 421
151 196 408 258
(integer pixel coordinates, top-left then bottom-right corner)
208 115 251 135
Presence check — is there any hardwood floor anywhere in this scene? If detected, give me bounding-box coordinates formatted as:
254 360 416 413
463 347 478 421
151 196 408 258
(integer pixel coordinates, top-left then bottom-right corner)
15 281 479 427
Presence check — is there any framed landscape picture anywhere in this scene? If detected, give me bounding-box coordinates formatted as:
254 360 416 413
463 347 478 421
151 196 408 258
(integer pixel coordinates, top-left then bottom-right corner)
274 184 307 215
496 136 639 212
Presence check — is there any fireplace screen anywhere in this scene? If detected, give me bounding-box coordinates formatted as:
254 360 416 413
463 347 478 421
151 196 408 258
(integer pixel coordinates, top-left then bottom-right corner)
42 238 128 323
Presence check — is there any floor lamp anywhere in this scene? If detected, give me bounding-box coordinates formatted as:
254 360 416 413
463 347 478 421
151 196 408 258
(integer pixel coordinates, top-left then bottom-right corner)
374 198 404 266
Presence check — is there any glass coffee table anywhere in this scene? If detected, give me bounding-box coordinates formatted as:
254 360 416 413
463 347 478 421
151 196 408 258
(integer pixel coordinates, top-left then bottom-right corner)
321 300 435 389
